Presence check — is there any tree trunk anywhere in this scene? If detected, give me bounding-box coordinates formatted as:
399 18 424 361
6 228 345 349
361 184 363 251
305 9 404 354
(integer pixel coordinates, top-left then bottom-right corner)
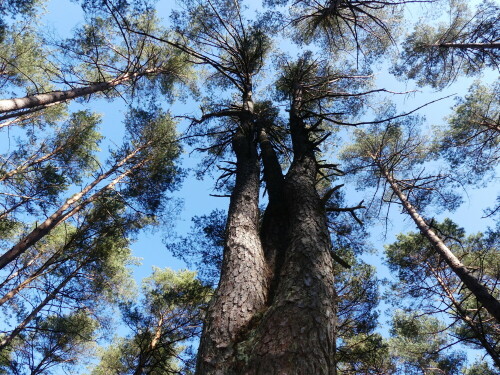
428 264 500 368
431 42 500 49
0 69 159 118
196 85 337 374
258 128 287 298
0 266 80 350
0 144 149 270
196 104 270 374
0 242 74 306
379 164 500 323
133 314 165 375
222 110 337 375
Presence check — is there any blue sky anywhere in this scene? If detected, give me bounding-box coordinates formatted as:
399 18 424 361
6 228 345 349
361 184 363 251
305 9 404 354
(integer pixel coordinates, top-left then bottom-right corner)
42 0 498 311
9 0 499 370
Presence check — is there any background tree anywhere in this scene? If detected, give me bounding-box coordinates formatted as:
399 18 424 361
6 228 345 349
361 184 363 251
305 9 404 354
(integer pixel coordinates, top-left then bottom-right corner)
91 268 211 375
385 220 500 368
438 79 499 186
1 311 98 375
341 117 500 323
393 0 500 88
388 311 467 375
0 106 183 374
0 0 499 373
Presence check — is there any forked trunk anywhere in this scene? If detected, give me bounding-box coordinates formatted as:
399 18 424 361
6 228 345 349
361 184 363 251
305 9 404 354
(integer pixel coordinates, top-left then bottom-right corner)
227 113 337 375
196 116 269 374
258 128 287 297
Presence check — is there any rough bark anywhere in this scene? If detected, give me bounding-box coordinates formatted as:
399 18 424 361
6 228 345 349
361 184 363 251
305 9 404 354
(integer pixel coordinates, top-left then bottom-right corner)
258 128 287 297
229 110 337 375
379 164 500 324
196 99 269 374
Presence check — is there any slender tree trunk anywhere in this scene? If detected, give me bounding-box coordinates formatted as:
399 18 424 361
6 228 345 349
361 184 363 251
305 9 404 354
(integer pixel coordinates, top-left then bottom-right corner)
196 96 269 374
431 42 500 49
428 263 500 368
133 314 165 375
0 198 28 219
0 266 80 350
0 69 159 116
0 144 150 270
378 163 500 323
0 248 70 306
0 142 66 184
0 251 43 290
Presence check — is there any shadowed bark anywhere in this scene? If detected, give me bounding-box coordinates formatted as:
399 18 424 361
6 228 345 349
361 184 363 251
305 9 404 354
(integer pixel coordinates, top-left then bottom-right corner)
223 98 337 375
196 95 270 374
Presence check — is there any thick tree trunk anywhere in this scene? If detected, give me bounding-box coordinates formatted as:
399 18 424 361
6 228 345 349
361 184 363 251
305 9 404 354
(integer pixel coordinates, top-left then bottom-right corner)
228 112 337 374
379 165 500 323
196 109 269 374
197 85 337 373
258 128 287 297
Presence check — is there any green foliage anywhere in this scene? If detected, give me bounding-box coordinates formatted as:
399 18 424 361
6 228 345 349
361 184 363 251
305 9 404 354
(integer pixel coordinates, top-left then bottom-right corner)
92 268 211 375
389 311 466 375
438 80 500 182
0 0 43 43
393 0 500 88
170 209 226 285
385 220 500 366
1 311 98 375
274 51 371 124
0 18 54 94
287 0 403 61
120 107 183 214
0 110 103 217
335 261 390 374
340 115 463 214
0 0 498 373
172 0 274 93
465 361 498 375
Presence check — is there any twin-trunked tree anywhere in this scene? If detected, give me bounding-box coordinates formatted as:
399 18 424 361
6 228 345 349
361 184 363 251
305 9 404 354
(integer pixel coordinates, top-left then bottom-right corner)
0 0 499 373
137 0 498 374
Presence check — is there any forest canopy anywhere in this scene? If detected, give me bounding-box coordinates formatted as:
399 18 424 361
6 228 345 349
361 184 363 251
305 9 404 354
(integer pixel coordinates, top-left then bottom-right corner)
0 0 498 374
